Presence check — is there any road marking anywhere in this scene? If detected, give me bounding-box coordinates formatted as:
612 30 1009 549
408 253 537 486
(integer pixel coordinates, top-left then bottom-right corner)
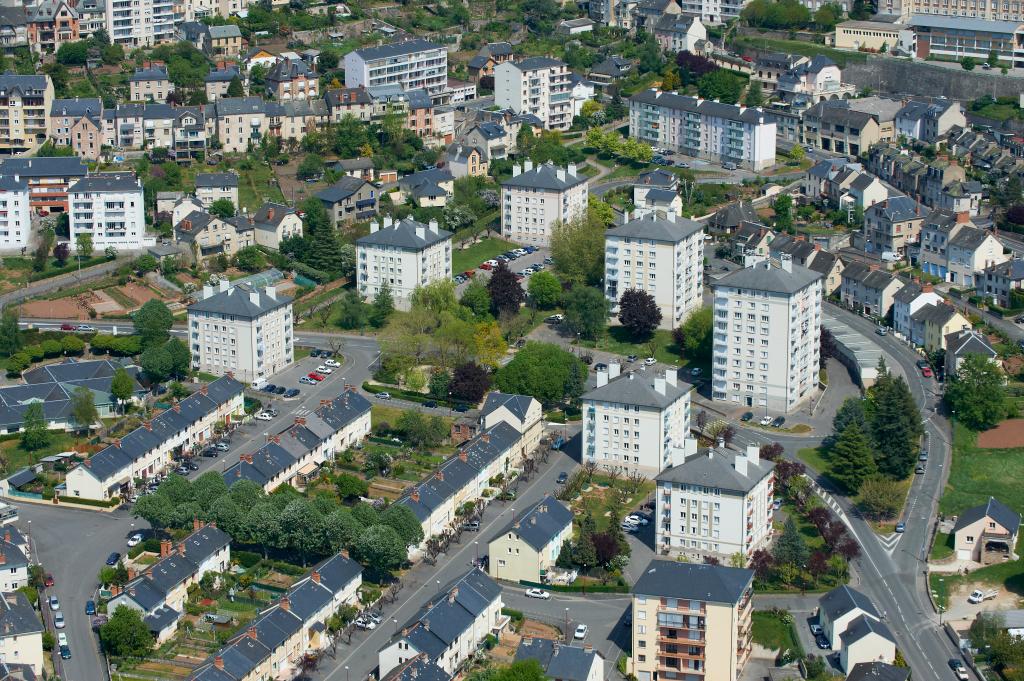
877 533 901 553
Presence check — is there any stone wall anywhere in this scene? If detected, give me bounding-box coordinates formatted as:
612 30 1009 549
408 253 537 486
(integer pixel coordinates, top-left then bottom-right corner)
842 56 1022 101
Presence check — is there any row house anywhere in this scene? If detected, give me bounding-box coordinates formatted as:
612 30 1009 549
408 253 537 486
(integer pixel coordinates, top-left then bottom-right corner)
819 586 895 673
892 280 941 342
223 389 372 493
652 14 707 52
840 262 904 318
27 0 80 55
102 104 207 162
488 495 573 584
0 7 29 52
128 64 173 103
946 127 1024 180
478 392 544 463
866 144 983 217
862 195 924 259
65 376 245 500
910 302 971 354
266 57 318 101
0 156 87 212
977 258 1024 308
824 166 887 211
0 591 43 676
49 97 103 161
895 99 965 144
918 209 1007 285
324 86 373 122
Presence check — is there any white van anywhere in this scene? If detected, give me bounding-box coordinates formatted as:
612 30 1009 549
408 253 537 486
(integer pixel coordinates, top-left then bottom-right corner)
251 377 269 390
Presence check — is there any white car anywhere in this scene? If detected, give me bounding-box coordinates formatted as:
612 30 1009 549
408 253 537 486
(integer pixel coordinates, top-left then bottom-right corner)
316 365 333 374
643 357 657 366
354 617 376 630
54 612 65 629
574 624 588 639
324 358 341 368
627 514 649 526
525 588 550 600
57 632 68 647
759 415 773 426
255 412 273 422
513 248 528 256
48 596 60 611
485 259 499 267
127 533 143 547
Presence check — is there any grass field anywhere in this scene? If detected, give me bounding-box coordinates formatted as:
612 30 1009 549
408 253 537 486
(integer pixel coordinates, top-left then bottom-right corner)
580 327 699 368
752 611 804 655
797 446 831 476
452 237 519 274
931 532 954 561
575 474 655 533
939 423 1024 517
0 432 77 476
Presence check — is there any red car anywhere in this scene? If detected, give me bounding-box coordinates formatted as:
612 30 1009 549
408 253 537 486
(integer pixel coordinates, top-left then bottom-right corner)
307 372 325 382
60 323 75 331
479 262 493 271
44 573 54 587
921 366 933 378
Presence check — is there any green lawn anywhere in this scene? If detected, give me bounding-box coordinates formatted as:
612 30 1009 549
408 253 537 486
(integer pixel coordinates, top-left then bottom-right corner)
797 446 830 475
931 532 954 561
939 423 1024 517
452 237 519 274
234 161 286 212
752 611 804 655
0 432 77 476
580 327 701 369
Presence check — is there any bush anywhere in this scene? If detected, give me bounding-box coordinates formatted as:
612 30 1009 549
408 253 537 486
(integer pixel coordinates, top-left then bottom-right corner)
234 551 261 569
59 495 120 508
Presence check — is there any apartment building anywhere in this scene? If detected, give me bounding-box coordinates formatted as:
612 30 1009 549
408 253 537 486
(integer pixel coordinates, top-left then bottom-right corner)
655 445 774 563
711 257 822 414
589 0 638 28
581 364 692 477
223 389 372 492
344 39 448 99
895 99 965 144
0 156 87 212
892 281 942 342
65 376 245 500
604 211 704 330
488 495 573 583
379 569 503 677
629 560 754 681
194 172 238 209
676 0 745 23
102 104 207 163
266 58 318 101
495 57 573 131
68 172 150 251
49 97 102 160
977 258 1024 307
0 591 43 676
129 64 173 102
0 73 53 156
0 176 31 251
839 262 904 318
629 89 776 171
863 195 924 258
802 106 880 157
317 176 378 225
27 0 80 55
325 86 373 122
356 216 452 311
500 161 588 247
188 280 294 383
204 96 270 153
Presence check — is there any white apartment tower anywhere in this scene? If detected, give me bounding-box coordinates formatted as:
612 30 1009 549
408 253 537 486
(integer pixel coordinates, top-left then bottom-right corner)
344 39 448 99
494 57 573 131
711 257 823 414
0 176 31 251
630 89 777 171
605 211 705 330
106 0 154 47
68 172 150 251
356 216 453 311
655 445 775 563
500 161 588 247
187 280 294 383
581 364 692 478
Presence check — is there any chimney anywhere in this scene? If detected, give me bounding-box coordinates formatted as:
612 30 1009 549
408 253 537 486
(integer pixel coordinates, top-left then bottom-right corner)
295 417 306 426
556 168 566 182
383 216 394 228
667 212 677 223
193 516 201 531
114 439 121 448
178 542 186 556
734 452 748 477
814 243 821 251
280 596 290 611
459 450 467 462
608 362 621 380
429 219 439 233
160 539 172 557
780 253 792 273
241 453 253 464
311 570 321 584
524 160 533 172
173 402 180 413
267 207 274 222
248 626 257 640
370 220 380 233
341 548 349 559
868 263 879 271
144 421 152 431
568 162 577 177
654 377 666 395
596 368 608 388
482 433 490 443
512 164 521 177
956 211 970 224
448 587 458 603
214 657 224 670
266 286 276 301
416 226 425 240
747 444 760 466
127 567 136 580
219 279 229 292
665 368 677 387
250 291 260 306
922 283 934 293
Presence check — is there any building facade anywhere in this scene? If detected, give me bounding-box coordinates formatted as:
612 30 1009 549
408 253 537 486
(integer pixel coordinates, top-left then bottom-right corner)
356 216 452 311
68 172 150 251
0 176 31 251
0 74 53 157
344 39 448 99
500 161 588 247
495 57 573 131
487 495 573 583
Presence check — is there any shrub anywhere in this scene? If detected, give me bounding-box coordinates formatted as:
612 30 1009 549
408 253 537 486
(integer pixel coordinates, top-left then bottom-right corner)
234 551 261 569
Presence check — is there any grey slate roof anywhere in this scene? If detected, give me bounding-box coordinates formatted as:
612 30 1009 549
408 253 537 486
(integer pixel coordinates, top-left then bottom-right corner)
948 226 991 251
606 212 702 243
352 39 443 61
0 592 42 638
846 662 910 681
357 217 451 250
50 97 102 117
207 24 241 39
711 201 759 230
205 66 240 83
128 65 169 82
632 559 753 604
893 281 923 304
0 156 87 178
657 449 775 495
841 262 899 291
316 176 370 203
503 162 587 191
481 392 535 424
952 496 1021 536
267 57 314 83
945 330 997 360
189 282 292 319
195 172 238 188
0 175 26 192
867 195 921 223
494 496 572 551
909 302 961 327
382 656 452 681
820 585 880 622
582 370 690 410
515 638 598 681
511 56 566 71
69 172 140 194
636 168 678 188
209 96 268 117
840 614 895 646
713 258 821 294
630 89 768 125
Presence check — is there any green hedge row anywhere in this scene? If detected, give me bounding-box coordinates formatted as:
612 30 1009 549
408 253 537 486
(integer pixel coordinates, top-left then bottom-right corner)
59 495 120 508
27 256 111 282
519 579 629 593
362 381 472 410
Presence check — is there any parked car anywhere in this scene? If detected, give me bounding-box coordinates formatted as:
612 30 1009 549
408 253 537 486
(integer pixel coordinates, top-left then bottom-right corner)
545 314 564 323
741 412 753 422
525 588 550 600
283 389 300 398
324 359 341 368
895 522 906 533
574 624 588 639
921 366 933 378
916 359 930 370
261 384 277 394
354 617 376 630
376 392 391 400
810 624 823 636
627 514 649 526
876 327 887 336
105 552 120 566
85 600 96 616
54 612 66 629
44 573 54 587
690 367 702 376
479 262 493 271
424 400 437 408
58 632 68 647
75 325 95 332
316 365 334 374
367 612 383 626
186 460 199 471
309 349 321 358
771 416 786 428
255 412 274 422
307 372 325 382
949 659 968 681
643 357 657 366
60 644 71 660
49 596 60 610
759 415 773 426
556 471 569 484
815 634 829 649
127 533 143 548
300 377 317 385
214 442 230 452
462 521 480 531
919 450 928 461
626 355 638 363
273 386 286 395
454 404 469 412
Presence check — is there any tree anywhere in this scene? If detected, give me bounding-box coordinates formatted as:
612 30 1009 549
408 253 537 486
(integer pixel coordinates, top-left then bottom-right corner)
100 606 154 658
56 41 89 65
133 300 174 348
697 70 745 104
563 286 609 341
857 476 903 520
773 194 793 232
428 369 451 400
527 271 561 310
832 397 867 437
299 197 350 276
110 367 134 414
369 283 395 328
0 310 20 357
209 198 235 219
550 199 613 286
460 280 491 318
70 386 99 432
20 402 50 451
53 243 70 266
234 246 266 273
961 56 977 71
474 322 507 368
379 504 424 547
451 362 491 403
336 473 369 502
678 307 713 363
164 339 191 379
773 517 809 568
226 75 245 97
487 262 525 317
352 524 407 577
945 353 1008 431
820 325 836 361
744 81 764 107
496 342 586 405
442 202 476 232
134 254 158 274
618 288 662 339
828 422 878 493
870 372 923 477
75 233 94 260
140 344 172 382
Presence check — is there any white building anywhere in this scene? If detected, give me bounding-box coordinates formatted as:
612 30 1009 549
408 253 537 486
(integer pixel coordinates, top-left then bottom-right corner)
581 364 692 478
344 39 448 100
655 445 775 563
495 57 573 131
356 216 452 311
711 257 823 414
194 172 239 209
106 0 154 46
188 280 294 383
68 172 151 252
892 281 942 342
605 211 704 331
0 591 43 676
500 161 588 247
629 89 776 171
0 176 31 251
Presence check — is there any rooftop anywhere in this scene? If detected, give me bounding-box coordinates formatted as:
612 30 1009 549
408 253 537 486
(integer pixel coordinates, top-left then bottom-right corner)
357 217 452 251
633 559 753 603
188 282 292 319
712 258 821 295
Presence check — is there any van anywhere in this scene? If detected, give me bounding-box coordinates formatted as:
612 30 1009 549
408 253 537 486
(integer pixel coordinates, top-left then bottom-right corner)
722 161 738 171
251 378 269 391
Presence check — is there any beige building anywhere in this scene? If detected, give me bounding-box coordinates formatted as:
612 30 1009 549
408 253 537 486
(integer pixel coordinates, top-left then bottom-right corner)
834 21 912 52
176 210 253 259
0 591 43 675
819 585 883 652
863 195 923 259
188 281 294 383
500 161 588 247
242 202 303 250
488 495 572 583
911 302 970 353
952 496 1020 563
839 619 896 673
0 74 54 157
479 392 543 463
129 64 173 103
194 172 238 208
356 217 452 311
629 560 754 681
49 97 103 160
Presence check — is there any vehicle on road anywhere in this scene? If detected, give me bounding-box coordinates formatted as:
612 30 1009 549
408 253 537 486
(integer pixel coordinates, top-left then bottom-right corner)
921 366 933 377
354 617 376 630
759 415 773 426
60 323 76 331
283 389 300 398
324 359 341 368
105 553 120 566
968 589 999 604
85 600 95 615
815 634 829 649
741 412 753 422
919 451 928 461
60 644 71 660
214 442 230 452
643 357 656 366
525 588 550 600
43 573 54 587
462 521 480 531
58 632 68 647
127 533 142 548
574 624 588 639
627 514 649 526
316 365 333 374
949 659 968 681
54 612 65 629
557 471 569 484
915 464 926 474
255 412 273 422
916 359 930 370
810 624 823 636
75 325 95 332
376 392 391 400
771 416 786 428
876 327 887 336
49 596 60 610
895 522 906 533
454 404 469 412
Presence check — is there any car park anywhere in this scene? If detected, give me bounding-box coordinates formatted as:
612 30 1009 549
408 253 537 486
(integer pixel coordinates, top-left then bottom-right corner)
574 624 588 639
316 365 333 374
771 416 786 428
525 588 550 599
377 392 391 400
60 644 71 660
127 533 142 547
284 389 300 398
741 412 753 422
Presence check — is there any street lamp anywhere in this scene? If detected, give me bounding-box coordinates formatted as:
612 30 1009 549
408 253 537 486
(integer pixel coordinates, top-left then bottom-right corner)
392 618 398 635
474 540 479 564
565 607 570 643
346 665 350 681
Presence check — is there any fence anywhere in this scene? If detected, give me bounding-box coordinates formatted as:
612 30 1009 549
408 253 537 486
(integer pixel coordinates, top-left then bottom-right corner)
6 488 41 500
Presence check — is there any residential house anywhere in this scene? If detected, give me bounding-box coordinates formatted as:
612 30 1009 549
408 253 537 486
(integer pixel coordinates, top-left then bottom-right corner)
395 168 454 208
500 161 588 246
488 496 573 583
909 302 970 353
652 14 706 52
241 202 302 250
556 17 596 34
27 0 79 55
767 234 844 295
866 144 982 217
325 86 373 122
515 638 603 681
895 99 965 144
357 217 452 310
977 259 1024 307
467 42 514 81
588 56 633 86
818 585 881 651
462 122 514 163
839 262 904 318
129 64 173 103
863 195 924 258
632 169 678 211
205 65 241 101
891 281 941 342
445 144 488 179
829 169 888 211
380 655 452 681
803 103 879 156
802 158 849 203
49 97 102 160
479 392 544 461
194 172 238 209
266 57 318 101
206 24 243 57
776 56 855 107
316 176 377 225
0 591 42 676
952 496 1020 563
945 329 998 375
946 225 1007 288
176 210 252 259
730 223 774 260
846 663 909 681
709 201 759 234
332 157 375 182
0 531 29 591
918 209 970 281
839 617 896 673
0 8 29 53
568 74 596 117
752 54 807 95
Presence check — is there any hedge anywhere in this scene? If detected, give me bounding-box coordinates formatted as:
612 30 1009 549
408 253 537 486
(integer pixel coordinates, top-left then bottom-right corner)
234 551 261 569
58 495 120 508
518 579 629 594
290 261 333 284
27 256 110 282
362 381 473 410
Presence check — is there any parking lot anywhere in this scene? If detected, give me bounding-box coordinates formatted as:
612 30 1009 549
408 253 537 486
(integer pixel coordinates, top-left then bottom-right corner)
455 246 552 294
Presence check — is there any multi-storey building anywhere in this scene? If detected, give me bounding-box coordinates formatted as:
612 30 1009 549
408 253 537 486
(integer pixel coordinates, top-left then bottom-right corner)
204 96 268 152
204 65 241 102
495 57 572 131
711 257 822 414
325 86 373 122
176 210 253 258
107 0 154 49
776 56 856 107
862 195 924 258
0 156 87 212
500 161 588 247
919 209 1007 285
316 175 378 225
487 495 573 583
266 58 318 101
27 0 80 55
344 39 448 100
604 211 704 330
188 280 294 383
977 259 1024 307
69 172 150 251
0 8 30 51
102 104 207 163
589 0 638 27
467 42 515 80
892 281 942 341
630 90 776 171
129 64 173 103
655 445 774 562
194 172 238 209
581 364 692 477
0 591 43 676
895 99 965 144
840 262 904 318
752 54 807 95
653 14 707 52
629 560 754 681
0 74 53 157
866 144 982 217
50 97 103 160
0 176 31 250
356 216 452 311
